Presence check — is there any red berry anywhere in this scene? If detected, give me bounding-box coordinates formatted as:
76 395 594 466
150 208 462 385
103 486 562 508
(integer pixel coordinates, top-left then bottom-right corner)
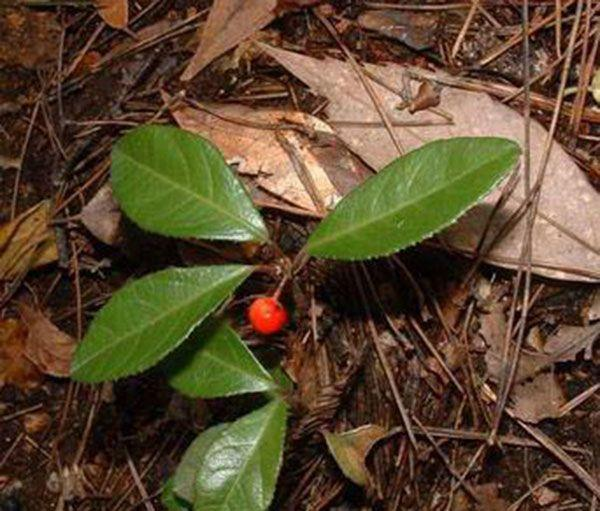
248 297 288 335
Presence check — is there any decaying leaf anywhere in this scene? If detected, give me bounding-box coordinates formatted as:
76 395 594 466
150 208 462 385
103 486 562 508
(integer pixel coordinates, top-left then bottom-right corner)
0 318 42 390
358 9 439 51
81 184 123 246
324 424 387 486
260 45 600 282
23 411 51 434
19 304 76 378
472 483 510 511
96 0 128 29
181 0 277 81
0 9 61 69
510 372 566 423
168 100 368 212
0 200 58 281
544 323 600 362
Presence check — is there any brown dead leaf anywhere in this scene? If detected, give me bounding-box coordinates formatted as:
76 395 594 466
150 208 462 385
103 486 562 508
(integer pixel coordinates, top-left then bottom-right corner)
481 303 553 382
96 0 128 29
168 100 368 212
357 10 438 51
472 483 509 511
260 45 600 282
23 411 51 434
0 9 61 69
0 200 58 281
181 0 278 81
323 424 387 487
510 372 566 423
0 318 42 390
81 184 123 246
19 304 75 378
544 323 600 362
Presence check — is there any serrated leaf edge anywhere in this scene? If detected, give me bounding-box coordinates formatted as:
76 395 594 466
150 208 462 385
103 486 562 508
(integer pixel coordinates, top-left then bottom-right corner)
71 265 253 382
307 139 521 260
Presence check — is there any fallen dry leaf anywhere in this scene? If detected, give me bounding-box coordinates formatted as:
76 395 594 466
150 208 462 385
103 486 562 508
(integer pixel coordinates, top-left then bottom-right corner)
0 9 61 69
81 184 123 246
472 483 509 511
533 485 560 507
357 9 439 51
0 318 42 390
96 0 128 29
23 411 51 434
19 304 76 378
544 323 600 362
0 200 59 281
168 100 369 212
510 372 566 423
181 0 277 81
260 45 600 282
323 424 387 487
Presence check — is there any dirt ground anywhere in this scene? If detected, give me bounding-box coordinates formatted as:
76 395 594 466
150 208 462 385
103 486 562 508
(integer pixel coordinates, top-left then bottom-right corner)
0 1 599 510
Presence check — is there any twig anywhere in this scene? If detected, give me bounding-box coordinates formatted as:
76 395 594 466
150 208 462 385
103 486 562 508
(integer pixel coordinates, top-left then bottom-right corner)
313 8 405 156
11 98 41 219
451 0 479 59
489 0 584 444
352 264 418 450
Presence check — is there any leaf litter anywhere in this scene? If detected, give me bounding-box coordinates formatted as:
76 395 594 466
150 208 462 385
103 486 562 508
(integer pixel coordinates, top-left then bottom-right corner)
259 44 600 282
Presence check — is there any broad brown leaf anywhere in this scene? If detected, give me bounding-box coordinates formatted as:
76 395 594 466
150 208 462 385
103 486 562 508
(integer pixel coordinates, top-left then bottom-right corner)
0 200 58 281
19 304 75 378
0 318 42 390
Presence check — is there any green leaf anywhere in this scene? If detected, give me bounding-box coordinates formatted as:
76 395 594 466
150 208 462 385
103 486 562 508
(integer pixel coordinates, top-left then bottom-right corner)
194 399 288 511
71 265 252 382
111 125 268 242
162 477 193 510
307 137 521 259
165 319 275 398
173 424 229 503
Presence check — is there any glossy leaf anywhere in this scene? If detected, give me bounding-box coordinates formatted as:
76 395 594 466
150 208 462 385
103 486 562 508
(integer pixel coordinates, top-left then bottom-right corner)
194 399 287 511
71 265 252 382
165 319 275 398
111 125 268 242
307 137 520 259
174 423 229 503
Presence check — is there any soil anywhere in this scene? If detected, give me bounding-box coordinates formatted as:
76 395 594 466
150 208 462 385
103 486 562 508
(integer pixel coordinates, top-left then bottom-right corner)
0 2 599 511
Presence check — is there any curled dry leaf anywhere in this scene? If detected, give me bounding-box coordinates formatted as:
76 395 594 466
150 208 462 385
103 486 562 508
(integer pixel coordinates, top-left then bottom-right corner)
81 184 123 246
96 0 128 29
0 318 42 390
181 0 277 81
167 99 369 213
323 424 387 487
510 372 566 423
19 304 76 378
0 200 58 281
260 45 600 282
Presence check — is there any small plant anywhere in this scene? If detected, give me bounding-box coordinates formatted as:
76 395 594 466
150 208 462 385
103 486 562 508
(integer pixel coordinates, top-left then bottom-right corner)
71 124 520 510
